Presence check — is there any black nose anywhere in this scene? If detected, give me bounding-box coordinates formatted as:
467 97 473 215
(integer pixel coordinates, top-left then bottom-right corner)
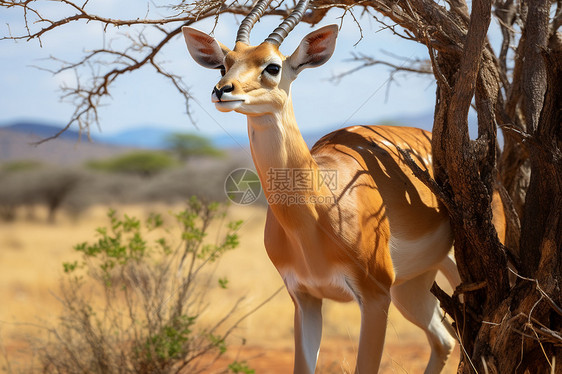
213 84 234 100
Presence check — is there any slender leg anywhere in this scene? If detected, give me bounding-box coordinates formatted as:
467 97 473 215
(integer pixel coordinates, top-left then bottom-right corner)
390 271 456 374
437 253 461 290
291 291 323 374
355 292 391 374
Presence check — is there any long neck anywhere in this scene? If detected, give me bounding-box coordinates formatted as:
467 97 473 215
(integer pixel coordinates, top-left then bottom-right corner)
248 99 315 176
247 97 319 203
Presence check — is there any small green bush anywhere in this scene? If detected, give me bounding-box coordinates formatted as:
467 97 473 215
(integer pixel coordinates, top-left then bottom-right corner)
229 361 255 374
0 160 43 172
37 197 251 374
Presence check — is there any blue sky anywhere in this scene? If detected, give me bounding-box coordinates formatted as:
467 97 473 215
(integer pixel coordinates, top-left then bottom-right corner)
0 1 437 139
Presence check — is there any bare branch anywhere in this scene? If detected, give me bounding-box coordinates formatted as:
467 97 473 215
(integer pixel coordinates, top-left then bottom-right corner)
1 0 353 139
396 146 454 212
331 51 432 83
33 23 189 144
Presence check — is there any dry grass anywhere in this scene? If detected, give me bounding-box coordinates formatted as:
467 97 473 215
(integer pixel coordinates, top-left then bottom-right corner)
0 204 459 373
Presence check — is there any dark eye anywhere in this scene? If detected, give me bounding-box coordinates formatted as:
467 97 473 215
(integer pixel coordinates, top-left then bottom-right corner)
264 64 280 76
218 65 226 76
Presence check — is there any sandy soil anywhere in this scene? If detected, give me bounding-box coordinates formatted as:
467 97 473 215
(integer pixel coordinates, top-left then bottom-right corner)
0 204 459 373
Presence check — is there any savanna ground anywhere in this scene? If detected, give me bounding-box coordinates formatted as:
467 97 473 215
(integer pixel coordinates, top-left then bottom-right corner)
0 203 459 373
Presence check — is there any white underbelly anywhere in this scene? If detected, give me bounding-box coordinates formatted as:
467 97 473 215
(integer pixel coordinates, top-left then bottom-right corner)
389 220 453 285
281 268 356 302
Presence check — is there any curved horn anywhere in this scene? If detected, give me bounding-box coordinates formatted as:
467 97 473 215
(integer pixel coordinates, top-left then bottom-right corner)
236 0 274 44
265 0 310 46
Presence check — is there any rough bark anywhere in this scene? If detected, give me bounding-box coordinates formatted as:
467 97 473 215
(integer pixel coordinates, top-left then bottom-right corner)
358 0 562 371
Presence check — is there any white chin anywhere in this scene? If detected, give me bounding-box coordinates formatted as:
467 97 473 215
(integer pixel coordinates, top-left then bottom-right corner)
215 101 243 112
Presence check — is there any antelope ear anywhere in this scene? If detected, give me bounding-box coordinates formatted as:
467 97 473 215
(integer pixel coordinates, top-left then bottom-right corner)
288 24 338 75
182 27 230 69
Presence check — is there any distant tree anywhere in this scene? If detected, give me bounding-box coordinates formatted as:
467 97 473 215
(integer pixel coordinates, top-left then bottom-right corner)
165 133 223 162
87 151 178 178
33 168 84 223
0 166 83 223
0 162 43 221
0 172 23 221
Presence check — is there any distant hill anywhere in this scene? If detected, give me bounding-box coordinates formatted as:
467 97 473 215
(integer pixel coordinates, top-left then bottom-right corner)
100 127 254 149
0 120 250 150
1 120 86 141
0 112 459 165
100 127 176 149
0 111 438 151
0 122 136 166
0 121 240 149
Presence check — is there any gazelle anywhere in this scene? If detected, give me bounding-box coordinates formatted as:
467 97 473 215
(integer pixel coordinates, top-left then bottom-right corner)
182 1 490 372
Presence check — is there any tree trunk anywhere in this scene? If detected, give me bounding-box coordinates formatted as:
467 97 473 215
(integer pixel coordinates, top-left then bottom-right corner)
406 0 562 371
445 20 562 374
